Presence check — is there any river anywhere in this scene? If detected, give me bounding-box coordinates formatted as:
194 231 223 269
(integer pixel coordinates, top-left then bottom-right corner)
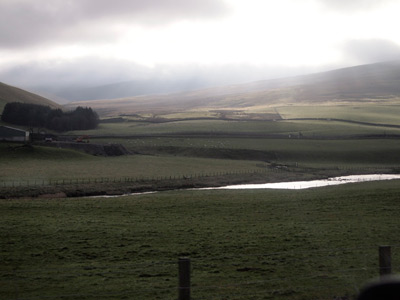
200 174 400 190
90 174 400 198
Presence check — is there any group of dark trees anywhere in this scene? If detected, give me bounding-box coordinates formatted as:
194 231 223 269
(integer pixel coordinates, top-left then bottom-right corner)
1 102 99 131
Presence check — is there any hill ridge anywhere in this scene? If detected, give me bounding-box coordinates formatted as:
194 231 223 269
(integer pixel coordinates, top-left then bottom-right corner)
0 82 61 114
65 61 400 117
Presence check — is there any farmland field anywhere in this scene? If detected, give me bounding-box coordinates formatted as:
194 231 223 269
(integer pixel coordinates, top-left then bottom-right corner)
66 117 400 137
2 69 400 300
0 143 263 182
1 181 400 299
276 104 400 125
2 101 400 197
95 137 400 167
2 138 400 192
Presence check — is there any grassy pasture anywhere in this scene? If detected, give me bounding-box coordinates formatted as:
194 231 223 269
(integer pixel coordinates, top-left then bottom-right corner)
93 137 400 168
64 102 400 137
280 119 400 136
2 79 400 299
67 118 400 137
2 138 400 185
68 119 295 136
276 104 400 125
0 143 264 183
1 181 400 299
2 100 400 196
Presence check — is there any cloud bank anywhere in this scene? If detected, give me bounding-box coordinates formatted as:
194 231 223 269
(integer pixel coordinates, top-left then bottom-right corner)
317 0 396 11
0 57 325 101
1 0 400 103
342 39 400 64
0 0 229 48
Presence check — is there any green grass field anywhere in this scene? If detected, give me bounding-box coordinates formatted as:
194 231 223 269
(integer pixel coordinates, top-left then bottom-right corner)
1 181 400 299
2 100 400 197
2 77 400 299
276 104 400 125
92 137 400 168
2 138 400 186
0 144 264 183
66 117 400 137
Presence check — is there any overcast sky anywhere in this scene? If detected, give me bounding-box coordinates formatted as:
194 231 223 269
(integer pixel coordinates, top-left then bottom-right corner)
1 0 400 95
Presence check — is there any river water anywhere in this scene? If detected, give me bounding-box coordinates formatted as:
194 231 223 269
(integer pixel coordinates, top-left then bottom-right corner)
91 174 400 198
200 174 400 190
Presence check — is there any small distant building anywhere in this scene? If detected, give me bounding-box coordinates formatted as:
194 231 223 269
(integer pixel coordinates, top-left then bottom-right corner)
0 126 30 142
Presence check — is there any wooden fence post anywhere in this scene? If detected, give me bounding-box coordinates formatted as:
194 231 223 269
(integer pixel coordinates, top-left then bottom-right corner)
178 257 191 300
379 245 392 277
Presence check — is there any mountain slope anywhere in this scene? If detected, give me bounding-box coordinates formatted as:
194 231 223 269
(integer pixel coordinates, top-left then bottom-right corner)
0 82 61 113
65 61 400 117
59 78 215 101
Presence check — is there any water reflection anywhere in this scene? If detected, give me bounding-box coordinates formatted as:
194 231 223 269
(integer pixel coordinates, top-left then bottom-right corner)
89 174 400 198
202 174 400 190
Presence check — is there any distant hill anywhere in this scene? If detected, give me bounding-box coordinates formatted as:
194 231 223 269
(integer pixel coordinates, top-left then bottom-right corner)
59 78 214 101
0 82 61 114
66 60 400 117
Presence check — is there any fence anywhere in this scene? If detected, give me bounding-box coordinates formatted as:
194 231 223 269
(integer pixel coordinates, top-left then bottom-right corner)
177 245 397 300
1 246 398 300
0 168 276 188
0 165 395 188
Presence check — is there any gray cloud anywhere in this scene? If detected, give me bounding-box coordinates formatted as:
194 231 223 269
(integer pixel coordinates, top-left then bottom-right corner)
316 0 395 12
342 39 400 64
0 57 153 88
0 0 229 48
0 57 329 102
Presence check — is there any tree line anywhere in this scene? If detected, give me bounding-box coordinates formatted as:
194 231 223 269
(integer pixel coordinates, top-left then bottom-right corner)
1 102 99 131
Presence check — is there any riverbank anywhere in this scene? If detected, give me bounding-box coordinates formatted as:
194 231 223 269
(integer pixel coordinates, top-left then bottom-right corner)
201 174 400 190
1 167 398 199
